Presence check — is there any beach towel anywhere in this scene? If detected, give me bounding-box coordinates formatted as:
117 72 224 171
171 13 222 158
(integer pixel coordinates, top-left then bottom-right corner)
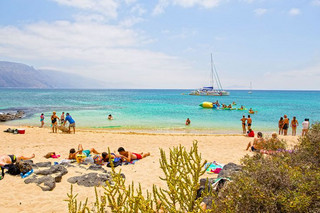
205 161 224 174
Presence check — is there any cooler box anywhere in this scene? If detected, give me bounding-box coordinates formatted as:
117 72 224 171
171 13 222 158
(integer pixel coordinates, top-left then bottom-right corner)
18 129 25 134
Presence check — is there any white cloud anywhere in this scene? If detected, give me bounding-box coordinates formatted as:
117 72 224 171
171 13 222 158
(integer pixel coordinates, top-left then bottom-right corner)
254 8 267 16
52 0 119 18
288 8 301 16
312 0 320 6
130 4 147 15
261 63 320 89
153 0 170 15
153 0 221 15
119 17 144 27
0 21 202 88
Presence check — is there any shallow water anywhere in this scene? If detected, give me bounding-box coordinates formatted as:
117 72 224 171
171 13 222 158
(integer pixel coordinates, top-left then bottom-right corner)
1 89 319 134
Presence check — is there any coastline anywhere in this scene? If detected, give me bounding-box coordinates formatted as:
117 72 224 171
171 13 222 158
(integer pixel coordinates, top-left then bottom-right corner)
0 124 300 212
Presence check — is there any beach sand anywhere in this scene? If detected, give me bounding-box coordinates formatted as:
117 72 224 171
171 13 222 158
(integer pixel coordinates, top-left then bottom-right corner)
0 125 299 212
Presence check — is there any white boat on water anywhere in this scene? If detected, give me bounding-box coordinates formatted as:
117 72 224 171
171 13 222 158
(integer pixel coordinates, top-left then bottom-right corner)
189 53 230 96
248 82 253 94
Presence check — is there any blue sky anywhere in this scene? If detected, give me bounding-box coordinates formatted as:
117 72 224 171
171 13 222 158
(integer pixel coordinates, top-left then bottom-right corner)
0 0 319 89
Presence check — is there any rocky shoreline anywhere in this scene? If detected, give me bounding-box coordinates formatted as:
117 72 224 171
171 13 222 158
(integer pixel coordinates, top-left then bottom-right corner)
0 110 25 122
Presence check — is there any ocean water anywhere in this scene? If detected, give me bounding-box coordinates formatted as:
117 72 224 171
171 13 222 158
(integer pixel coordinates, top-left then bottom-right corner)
0 89 319 134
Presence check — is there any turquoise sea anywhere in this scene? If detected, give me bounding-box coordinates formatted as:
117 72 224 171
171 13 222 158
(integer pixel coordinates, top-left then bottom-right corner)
0 89 319 134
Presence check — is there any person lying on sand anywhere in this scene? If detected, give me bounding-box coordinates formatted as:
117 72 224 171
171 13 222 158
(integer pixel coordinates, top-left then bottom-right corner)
246 132 264 152
0 154 35 167
68 144 100 159
117 147 150 162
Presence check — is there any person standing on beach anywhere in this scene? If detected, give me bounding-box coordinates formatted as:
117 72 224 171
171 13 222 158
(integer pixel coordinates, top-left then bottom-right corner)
60 112 65 124
283 115 289 136
247 115 252 131
302 118 310 136
240 115 247 134
40 113 44 128
186 118 191 125
290 116 299 136
51 111 59 133
64 113 76 134
278 117 284 135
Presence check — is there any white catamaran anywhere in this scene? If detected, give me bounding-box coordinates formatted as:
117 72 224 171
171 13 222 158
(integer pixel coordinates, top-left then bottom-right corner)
189 53 230 96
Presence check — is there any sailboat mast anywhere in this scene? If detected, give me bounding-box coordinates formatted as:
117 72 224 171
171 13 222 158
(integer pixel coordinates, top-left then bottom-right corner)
211 53 223 91
210 54 214 88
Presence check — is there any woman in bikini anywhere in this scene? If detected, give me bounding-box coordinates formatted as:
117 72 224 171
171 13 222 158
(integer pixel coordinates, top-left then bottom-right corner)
240 115 247 134
278 117 284 135
51 111 60 133
290 116 299 136
0 154 35 167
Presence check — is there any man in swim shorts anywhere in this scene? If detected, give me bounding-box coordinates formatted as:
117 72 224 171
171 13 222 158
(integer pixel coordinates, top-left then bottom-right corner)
282 115 290 136
117 147 150 162
64 112 76 134
247 115 252 131
68 144 100 159
0 154 35 167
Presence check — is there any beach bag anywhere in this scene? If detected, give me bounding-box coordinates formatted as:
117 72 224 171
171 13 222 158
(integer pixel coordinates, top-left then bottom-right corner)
93 155 103 165
7 164 21 175
16 161 32 175
107 158 122 167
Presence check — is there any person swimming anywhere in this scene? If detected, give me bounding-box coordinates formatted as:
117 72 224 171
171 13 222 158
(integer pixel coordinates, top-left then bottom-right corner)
185 118 191 125
108 114 113 120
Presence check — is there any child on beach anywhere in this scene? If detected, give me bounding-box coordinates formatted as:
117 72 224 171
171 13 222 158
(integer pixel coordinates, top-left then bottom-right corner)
40 113 44 128
117 147 150 162
60 112 65 124
246 129 254 137
290 116 299 136
302 118 310 136
68 144 100 160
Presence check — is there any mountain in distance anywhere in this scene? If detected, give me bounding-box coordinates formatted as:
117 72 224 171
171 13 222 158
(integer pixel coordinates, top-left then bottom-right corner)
0 61 107 89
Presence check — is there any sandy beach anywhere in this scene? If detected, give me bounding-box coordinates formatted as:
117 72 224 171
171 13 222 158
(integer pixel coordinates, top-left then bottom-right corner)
0 125 299 213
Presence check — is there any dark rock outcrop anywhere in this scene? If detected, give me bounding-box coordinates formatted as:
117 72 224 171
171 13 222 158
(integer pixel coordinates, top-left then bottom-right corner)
0 110 25 122
218 163 242 179
35 162 52 168
67 173 112 187
25 176 56 191
35 165 68 176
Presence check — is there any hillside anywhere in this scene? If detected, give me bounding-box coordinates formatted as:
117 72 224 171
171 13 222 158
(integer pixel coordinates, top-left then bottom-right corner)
0 61 106 88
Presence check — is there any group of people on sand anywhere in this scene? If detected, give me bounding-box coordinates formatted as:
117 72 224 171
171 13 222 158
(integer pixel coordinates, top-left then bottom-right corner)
245 132 280 152
278 115 310 136
240 115 253 134
68 144 150 164
40 112 76 134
